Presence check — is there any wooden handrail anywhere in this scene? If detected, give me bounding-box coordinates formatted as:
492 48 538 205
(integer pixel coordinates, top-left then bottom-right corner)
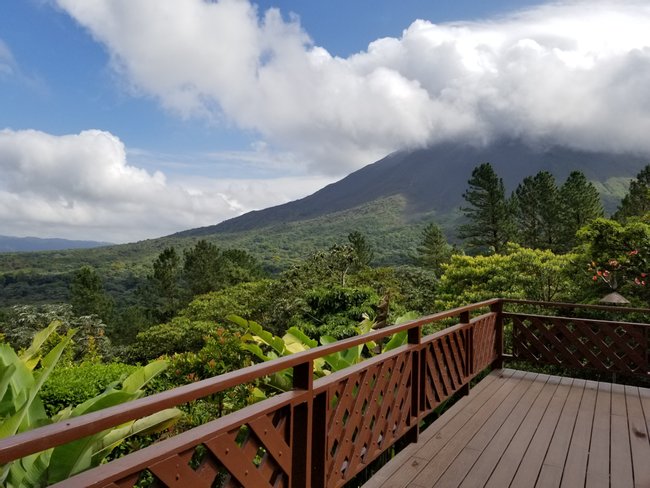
2 297 648 488
503 298 650 314
0 298 499 465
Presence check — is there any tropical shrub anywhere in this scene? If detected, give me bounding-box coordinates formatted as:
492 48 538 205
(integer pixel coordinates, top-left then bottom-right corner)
128 317 218 362
436 244 579 308
41 362 137 416
0 322 180 487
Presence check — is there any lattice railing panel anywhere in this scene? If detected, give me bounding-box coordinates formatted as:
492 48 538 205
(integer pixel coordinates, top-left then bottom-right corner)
510 314 649 375
421 327 469 414
107 406 292 488
473 313 498 371
324 351 413 488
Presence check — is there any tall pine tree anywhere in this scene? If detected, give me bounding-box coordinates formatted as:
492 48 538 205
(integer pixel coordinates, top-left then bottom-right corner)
418 222 452 276
614 164 650 222
69 266 114 320
512 171 563 251
458 163 513 254
347 231 374 269
558 171 604 251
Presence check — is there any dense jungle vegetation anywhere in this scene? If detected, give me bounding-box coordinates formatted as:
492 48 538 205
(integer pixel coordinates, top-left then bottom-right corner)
0 164 648 485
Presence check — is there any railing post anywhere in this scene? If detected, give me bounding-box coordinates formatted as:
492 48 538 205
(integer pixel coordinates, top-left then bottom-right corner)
460 311 472 396
491 301 504 369
405 325 421 443
292 360 313 488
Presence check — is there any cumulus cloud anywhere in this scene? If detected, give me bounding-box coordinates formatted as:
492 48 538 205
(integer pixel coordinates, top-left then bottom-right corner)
0 129 331 242
54 0 650 173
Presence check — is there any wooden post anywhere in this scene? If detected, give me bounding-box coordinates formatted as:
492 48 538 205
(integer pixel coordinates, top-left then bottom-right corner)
405 325 421 443
491 301 504 369
310 392 327 488
292 360 313 488
460 311 472 395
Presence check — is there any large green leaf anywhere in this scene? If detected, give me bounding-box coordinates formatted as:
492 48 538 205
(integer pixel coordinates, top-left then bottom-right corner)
241 343 272 362
228 315 286 355
19 321 60 370
0 330 74 439
383 331 407 351
92 408 181 462
284 327 317 349
121 359 168 393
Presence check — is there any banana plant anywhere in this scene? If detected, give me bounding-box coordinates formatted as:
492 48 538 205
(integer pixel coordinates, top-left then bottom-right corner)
0 322 181 487
231 311 420 394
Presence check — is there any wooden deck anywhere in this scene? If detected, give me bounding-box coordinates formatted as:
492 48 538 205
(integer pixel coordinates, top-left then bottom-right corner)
363 368 650 488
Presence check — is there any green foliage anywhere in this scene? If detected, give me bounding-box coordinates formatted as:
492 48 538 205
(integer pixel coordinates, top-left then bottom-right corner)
143 247 183 323
557 171 604 251
147 329 252 429
436 244 578 308
180 280 275 325
182 240 225 296
0 323 180 486
128 317 219 362
417 222 452 275
299 286 379 339
234 311 418 396
69 266 114 321
0 304 112 363
576 217 650 303
182 240 264 297
348 231 374 269
614 164 650 222
40 362 137 416
512 171 564 251
458 163 513 254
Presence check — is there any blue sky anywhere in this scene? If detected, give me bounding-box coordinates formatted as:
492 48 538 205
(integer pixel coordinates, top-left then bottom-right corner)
1 0 539 165
1 1 650 242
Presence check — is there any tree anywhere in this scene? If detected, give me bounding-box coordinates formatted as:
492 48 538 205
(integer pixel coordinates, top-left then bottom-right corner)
69 266 113 320
348 231 374 269
417 222 452 276
512 171 563 251
435 244 579 308
614 164 650 222
183 241 263 298
183 240 225 296
144 247 184 322
558 171 604 251
458 163 513 254
576 217 650 303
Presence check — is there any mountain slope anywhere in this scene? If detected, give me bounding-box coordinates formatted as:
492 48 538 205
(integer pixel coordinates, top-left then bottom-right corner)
180 139 648 236
0 235 112 253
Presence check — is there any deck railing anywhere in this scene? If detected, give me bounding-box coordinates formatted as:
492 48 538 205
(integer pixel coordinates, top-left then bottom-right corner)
0 299 647 487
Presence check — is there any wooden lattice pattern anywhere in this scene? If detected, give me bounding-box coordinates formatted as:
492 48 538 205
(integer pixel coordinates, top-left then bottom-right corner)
421 327 470 414
112 407 292 488
324 352 413 488
511 314 649 375
472 313 498 371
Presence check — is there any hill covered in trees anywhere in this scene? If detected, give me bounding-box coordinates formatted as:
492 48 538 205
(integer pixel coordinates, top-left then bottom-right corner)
0 235 111 252
181 138 648 236
1 139 648 307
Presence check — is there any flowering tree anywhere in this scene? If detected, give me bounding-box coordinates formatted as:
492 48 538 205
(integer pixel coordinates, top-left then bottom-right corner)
577 218 649 302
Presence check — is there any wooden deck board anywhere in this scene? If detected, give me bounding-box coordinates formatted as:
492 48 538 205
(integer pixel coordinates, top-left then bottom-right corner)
363 369 650 488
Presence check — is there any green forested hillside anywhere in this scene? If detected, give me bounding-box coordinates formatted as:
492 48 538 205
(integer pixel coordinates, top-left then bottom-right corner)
1 137 648 306
0 196 439 305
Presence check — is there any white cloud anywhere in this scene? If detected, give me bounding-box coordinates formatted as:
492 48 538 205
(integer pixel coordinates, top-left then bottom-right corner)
0 39 16 77
54 0 650 173
0 129 332 242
